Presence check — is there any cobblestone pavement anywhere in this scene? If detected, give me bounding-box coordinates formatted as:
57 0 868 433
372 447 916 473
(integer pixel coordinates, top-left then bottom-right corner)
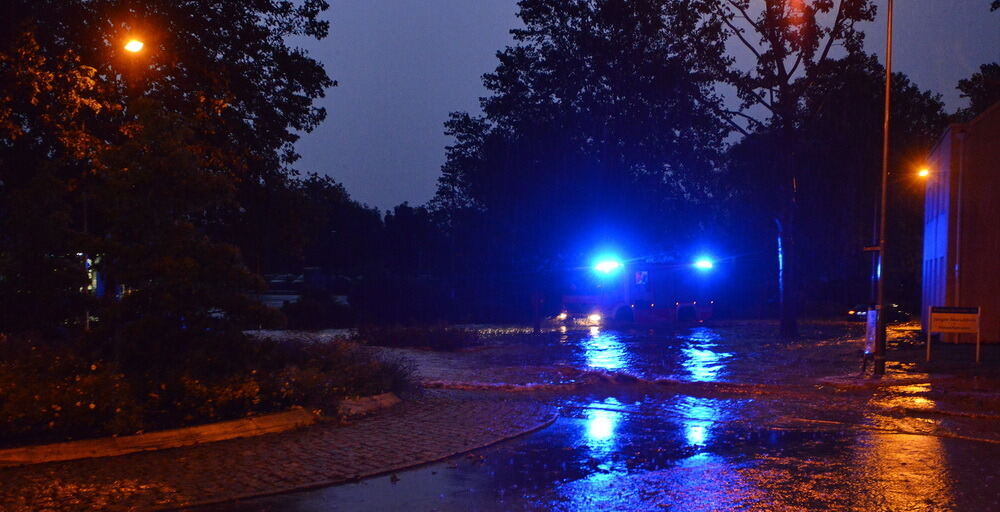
0 390 556 511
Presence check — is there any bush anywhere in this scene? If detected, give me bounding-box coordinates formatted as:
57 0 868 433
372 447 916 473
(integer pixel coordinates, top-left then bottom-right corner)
0 335 142 446
0 332 415 447
354 325 482 351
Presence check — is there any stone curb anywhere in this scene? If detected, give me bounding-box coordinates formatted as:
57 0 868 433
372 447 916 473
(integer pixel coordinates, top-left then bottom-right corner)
172 406 559 512
0 409 317 468
0 392 402 468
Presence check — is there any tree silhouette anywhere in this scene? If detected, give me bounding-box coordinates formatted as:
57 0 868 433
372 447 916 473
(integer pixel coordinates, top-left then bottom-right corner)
729 54 946 317
955 62 1000 122
715 0 877 337
434 0 731 284
1 1 332 343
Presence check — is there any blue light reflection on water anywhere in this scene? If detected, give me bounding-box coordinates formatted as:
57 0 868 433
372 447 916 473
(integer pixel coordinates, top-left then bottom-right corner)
681 327 732 382
584 397 623 457
581 328 626 370
678 396 722 449
561 398 627 511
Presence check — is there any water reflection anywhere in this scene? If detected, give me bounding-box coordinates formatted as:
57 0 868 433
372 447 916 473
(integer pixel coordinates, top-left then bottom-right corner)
584 398 624 457
681 327 732 382
677 396 723 449
581 328 627 370
854 381 957 510
855 430 955 510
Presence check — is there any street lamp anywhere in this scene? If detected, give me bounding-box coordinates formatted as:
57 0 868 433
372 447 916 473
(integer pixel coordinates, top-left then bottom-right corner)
872 0 894 376
917 168 930 178
124 39 144 53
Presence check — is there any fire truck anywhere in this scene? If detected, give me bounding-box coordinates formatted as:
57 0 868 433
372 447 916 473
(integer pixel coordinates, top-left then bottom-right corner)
556 255 716 326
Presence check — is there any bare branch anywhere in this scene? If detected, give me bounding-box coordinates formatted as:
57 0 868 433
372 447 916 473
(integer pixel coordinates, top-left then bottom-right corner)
763 1 790 83
725 109 768 130
717 6 763 60
726 0 764 34
788 53 804 78
743 87 777 114
723 116 752 138
816 0 846 67
795 1 848 106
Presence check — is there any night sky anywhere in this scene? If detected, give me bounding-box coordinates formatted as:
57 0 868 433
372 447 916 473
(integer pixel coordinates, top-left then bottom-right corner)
295 0 1000 210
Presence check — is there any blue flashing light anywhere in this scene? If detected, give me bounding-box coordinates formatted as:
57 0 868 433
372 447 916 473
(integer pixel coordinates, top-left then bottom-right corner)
593 259 623 274
693 257 714 271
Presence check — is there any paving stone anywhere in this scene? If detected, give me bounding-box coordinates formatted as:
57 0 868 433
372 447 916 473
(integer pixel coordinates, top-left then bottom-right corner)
0 390 554 511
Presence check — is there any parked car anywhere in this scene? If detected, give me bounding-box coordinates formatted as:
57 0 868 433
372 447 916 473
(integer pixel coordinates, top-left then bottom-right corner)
845 304 912 324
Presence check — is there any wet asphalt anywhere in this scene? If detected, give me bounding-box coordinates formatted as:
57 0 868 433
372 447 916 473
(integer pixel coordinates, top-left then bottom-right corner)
210 323 1000 511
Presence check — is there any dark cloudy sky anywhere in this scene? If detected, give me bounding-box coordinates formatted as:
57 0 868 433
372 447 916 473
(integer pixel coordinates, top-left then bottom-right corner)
295 0 999 210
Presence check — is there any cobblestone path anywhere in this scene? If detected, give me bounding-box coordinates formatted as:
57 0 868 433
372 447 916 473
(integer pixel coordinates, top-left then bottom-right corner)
0 391 556 511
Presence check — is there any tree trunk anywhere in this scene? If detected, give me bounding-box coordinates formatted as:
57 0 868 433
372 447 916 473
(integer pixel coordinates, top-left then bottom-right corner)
777 111 801 339
777 214 799 339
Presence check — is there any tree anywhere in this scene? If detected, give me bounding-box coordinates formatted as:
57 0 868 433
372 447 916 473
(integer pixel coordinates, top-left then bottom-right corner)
434 0 731 284
716 0 877 337
729 53 947 317
0 30 114 332
954 62 1000 122
0 1 333 347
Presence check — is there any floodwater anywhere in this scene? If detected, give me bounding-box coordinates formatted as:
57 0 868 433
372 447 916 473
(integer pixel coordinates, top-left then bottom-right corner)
213 324 1000 511
407 323 875 384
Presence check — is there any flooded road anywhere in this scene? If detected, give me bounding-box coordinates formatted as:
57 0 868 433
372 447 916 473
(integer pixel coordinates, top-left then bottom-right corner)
215 323 1000 511
402 323 869 387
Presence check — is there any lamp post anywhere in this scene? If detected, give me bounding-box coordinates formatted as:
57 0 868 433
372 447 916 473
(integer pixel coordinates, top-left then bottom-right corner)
873 0 894 376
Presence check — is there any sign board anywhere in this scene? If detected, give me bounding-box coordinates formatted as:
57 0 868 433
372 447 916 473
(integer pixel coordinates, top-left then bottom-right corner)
929 306 980 334
926 306 982 363
634 271 648 285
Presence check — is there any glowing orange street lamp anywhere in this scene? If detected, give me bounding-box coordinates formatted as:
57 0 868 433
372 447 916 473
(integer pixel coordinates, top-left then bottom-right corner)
917 168 930 178
124 39 144 53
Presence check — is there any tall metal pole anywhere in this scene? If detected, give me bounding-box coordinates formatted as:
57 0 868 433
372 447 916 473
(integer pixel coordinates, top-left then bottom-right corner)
874 0 894 376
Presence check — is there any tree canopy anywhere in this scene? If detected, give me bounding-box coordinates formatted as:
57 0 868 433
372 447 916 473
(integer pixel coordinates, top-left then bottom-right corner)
0 1 333 340
955 62 1000 122
713 0 878 336
434 0 732 271
728 53 947 315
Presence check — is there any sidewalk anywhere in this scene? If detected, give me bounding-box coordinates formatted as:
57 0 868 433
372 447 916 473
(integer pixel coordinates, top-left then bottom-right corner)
0 390 556 511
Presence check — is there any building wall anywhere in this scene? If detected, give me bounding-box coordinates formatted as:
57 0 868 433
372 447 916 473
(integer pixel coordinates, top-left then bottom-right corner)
922 102 1000 341
921 127 954 326
956 104 1000 341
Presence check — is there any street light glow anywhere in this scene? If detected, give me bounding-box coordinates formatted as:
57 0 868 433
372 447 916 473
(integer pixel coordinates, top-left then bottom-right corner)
693 257 714 271
124 39 144 53
918 168 930 178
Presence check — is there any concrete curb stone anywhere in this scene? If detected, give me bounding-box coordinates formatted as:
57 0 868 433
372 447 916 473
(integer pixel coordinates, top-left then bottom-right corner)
0 392 403 468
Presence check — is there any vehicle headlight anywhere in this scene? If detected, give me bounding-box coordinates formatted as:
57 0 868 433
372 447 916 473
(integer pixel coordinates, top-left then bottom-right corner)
588 313 602 323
